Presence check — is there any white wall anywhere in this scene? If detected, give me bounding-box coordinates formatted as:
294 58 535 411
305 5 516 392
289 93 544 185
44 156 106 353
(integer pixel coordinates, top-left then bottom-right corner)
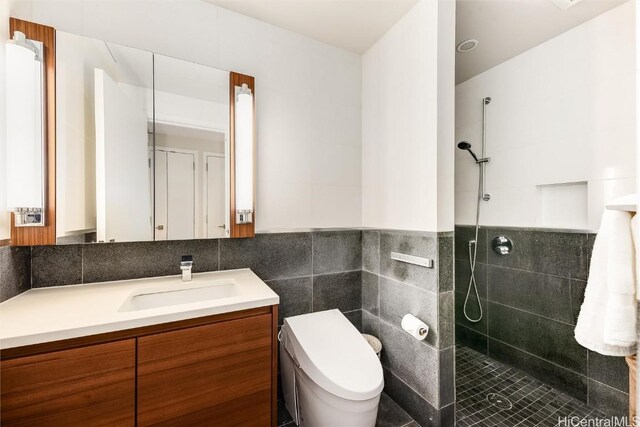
455 0 636 231
8 0 362 232
0 1 10 240
362 0 455 232
436 0 456 232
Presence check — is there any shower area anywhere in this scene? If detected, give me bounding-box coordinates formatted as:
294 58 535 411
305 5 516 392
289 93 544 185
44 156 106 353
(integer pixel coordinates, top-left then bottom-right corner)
453 1 635 424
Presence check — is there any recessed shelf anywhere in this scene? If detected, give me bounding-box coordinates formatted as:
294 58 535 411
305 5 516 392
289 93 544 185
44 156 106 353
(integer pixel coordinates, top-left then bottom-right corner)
536 182 588 229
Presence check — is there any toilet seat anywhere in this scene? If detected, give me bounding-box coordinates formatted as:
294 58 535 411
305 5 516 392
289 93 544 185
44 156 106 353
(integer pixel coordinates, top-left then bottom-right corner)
282 309 384 401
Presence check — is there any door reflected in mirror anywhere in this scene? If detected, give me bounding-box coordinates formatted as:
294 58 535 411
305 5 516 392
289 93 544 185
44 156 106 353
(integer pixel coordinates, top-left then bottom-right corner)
55 32 230 244
152 54 229 240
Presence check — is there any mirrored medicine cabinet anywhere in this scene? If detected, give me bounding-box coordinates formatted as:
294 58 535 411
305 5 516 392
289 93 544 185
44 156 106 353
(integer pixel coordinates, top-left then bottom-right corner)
5 21 256 246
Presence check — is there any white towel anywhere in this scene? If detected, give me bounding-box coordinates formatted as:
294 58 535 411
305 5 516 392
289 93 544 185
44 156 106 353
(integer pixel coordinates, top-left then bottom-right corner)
574 210 637 356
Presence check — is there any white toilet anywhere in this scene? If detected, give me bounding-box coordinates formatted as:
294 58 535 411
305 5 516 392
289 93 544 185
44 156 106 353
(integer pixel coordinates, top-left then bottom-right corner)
279 309 384 427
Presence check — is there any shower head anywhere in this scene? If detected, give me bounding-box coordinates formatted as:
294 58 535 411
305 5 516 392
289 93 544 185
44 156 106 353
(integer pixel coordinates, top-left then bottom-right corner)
457 141 479 162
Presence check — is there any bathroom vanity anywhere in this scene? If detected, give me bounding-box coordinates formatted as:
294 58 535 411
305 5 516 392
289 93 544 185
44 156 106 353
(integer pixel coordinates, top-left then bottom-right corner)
0 269 279 426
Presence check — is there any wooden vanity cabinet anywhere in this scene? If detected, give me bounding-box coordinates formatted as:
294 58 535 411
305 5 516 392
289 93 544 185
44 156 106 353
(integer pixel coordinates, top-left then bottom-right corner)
0 306 278 427
138 313 273 426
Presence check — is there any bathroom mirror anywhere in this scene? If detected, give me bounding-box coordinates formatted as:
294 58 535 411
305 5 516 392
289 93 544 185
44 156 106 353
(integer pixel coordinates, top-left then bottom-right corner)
55 31 233 244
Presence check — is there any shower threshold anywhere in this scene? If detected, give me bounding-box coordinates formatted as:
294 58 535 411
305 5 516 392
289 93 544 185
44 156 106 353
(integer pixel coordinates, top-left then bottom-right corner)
456 346 610 426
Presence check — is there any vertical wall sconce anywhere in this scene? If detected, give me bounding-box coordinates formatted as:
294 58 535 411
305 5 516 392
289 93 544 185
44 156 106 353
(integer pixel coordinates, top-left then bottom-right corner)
5 30 45 226
234 83 254 224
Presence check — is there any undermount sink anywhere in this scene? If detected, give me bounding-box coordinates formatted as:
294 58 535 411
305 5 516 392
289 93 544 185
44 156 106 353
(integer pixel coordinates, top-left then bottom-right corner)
1 269 279 350
120 280 238 311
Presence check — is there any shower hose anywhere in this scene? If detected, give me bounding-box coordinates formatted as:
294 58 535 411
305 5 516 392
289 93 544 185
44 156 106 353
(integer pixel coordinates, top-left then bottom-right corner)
463 164 484 323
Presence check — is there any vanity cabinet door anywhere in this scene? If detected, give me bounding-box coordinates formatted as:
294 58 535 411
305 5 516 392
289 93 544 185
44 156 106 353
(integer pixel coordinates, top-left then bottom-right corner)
137 313 273 426
0 339 136 426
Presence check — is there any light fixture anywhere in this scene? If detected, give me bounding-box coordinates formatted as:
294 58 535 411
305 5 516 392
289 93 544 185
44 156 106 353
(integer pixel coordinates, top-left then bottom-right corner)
456 39 478 53
5 31 46 226
234 83 254 224
549 0 584 10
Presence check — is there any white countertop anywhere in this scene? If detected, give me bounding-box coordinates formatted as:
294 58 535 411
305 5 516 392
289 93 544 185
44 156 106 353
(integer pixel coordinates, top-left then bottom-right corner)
0 269 279 350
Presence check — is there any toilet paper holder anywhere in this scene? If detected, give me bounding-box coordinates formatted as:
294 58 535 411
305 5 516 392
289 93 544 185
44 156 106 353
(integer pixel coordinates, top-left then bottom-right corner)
398 316 427 335
400 314 429 340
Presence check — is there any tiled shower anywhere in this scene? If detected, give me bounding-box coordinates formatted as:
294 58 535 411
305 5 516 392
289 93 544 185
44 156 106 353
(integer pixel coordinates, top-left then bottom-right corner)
454 226 629 418
453 1 635 425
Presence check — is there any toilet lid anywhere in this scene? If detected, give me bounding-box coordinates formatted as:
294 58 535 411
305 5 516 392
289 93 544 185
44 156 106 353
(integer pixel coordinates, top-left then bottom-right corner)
283 309 384 401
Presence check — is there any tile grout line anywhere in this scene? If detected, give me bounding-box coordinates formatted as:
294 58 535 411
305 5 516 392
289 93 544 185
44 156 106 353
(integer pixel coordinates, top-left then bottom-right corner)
264 270 362 284
385 366 441 415
436 235 442 407
81 244 84 284
586 350 590 405
588 376 629 396
376 271 440 296
29 246 33 289
377 230 381 332
454 291 578 327
484 256 489 341
453 256 589 283
311 232 314 312
484 337 588 379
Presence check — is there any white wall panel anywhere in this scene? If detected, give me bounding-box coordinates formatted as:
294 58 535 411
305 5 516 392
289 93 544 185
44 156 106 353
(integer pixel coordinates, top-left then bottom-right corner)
0 0 11 239
455 1 636 231
362 0 454 232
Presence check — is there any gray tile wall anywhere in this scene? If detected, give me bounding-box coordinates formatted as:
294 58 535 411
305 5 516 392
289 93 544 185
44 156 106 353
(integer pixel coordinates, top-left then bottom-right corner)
0 246 31 302
362 229 455 427
0 231 364 328
455 225 629 417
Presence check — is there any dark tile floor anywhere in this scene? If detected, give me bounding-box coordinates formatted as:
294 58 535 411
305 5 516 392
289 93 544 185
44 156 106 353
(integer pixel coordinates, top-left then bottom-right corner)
277 392 417 427
456 345 607 427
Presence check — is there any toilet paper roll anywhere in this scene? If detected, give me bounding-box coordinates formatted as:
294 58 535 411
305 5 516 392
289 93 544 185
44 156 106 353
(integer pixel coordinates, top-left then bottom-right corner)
401 314 429 341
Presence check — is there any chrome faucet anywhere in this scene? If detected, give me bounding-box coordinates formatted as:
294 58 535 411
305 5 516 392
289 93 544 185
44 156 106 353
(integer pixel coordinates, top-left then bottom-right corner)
180 255 193 282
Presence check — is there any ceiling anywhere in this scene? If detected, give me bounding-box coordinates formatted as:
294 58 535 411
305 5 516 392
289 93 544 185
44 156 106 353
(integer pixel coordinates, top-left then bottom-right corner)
153 54 229 105
204 0 629 85
204 0 418 54
104 41 229 104
455 0 628 83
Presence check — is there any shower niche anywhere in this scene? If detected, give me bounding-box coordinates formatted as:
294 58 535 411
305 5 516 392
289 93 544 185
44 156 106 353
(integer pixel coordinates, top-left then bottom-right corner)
536 181 588 230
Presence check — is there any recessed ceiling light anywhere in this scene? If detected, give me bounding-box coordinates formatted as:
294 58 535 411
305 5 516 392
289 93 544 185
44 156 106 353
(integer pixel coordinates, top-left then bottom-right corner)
456 39 478 53
549 0 584 10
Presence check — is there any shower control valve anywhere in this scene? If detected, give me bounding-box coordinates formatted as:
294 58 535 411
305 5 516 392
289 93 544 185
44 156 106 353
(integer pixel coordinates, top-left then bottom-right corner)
492 236 513 255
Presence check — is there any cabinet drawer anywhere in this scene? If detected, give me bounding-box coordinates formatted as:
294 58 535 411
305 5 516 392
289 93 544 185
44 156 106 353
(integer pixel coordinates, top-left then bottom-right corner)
137 313 273 426
0 339 136 427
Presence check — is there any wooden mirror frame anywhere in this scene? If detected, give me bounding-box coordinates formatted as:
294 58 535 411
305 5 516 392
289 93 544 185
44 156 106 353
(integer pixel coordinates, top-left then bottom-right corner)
7 19 56 246
229 72 256 238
